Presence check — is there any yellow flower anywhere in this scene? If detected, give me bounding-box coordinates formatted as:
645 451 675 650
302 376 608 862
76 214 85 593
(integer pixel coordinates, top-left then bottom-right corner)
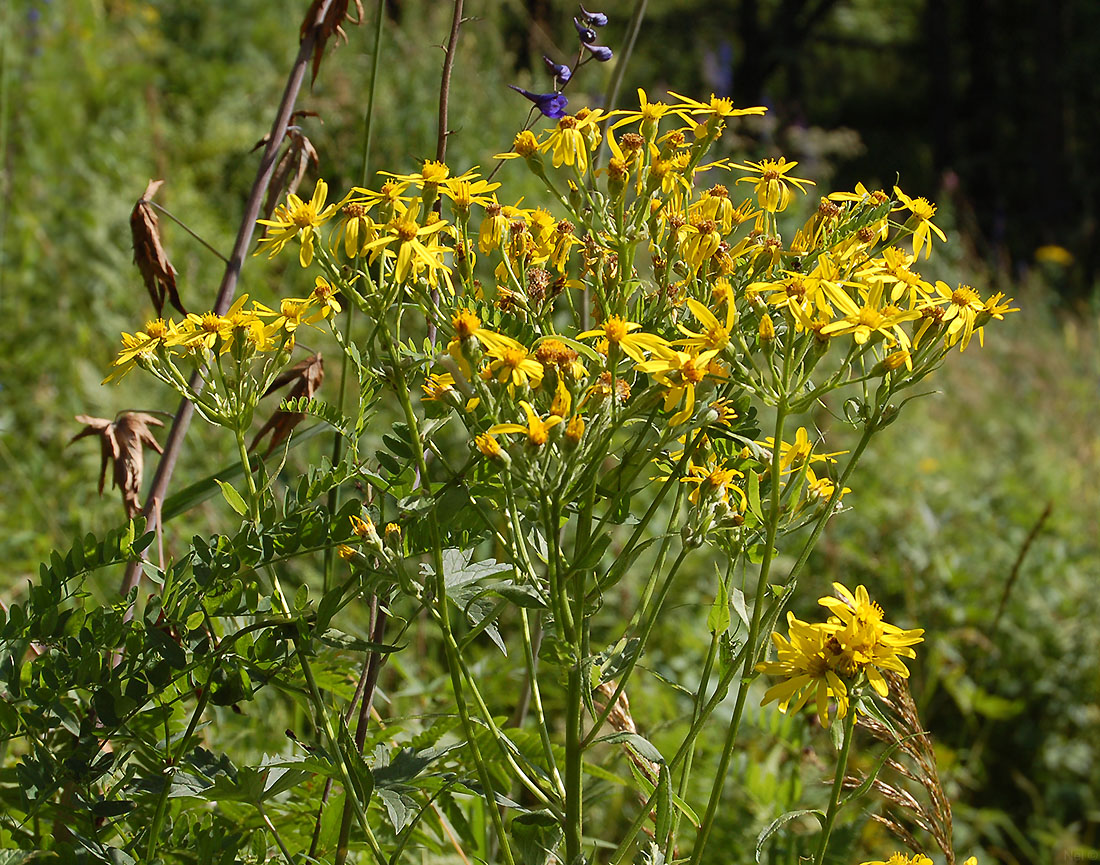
311 276 343 317
539 110 606 176
893 186 947 259
666 90 768 122
761 427 847 474
681 460 746 509
818 582 924 697
732 157 814 212
609 88 692 139
577 315 669 364
256 178 340 267
489 401 563 447
635 347 719 426
756 612 851 727
422 373 457 402
930 280 985 351
330 201 376 258
677 298 735 352
860 854 937 865
484 339 544 390
440 177 502 220
474 432 502 458
362 202 452 284
818 283 921 346
564 414 585 445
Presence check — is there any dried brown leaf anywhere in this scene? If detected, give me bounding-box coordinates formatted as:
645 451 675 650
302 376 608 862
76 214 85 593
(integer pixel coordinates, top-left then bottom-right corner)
72 413 164 516
300 0 364 84
130 179 185 316
262 128 321 222
250 353 324 457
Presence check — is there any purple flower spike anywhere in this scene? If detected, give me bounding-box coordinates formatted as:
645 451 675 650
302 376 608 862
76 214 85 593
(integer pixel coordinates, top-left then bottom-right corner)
579 5 609 27
583 43 614 62
573 17 597 44
509 85 569 119
543 55 572 85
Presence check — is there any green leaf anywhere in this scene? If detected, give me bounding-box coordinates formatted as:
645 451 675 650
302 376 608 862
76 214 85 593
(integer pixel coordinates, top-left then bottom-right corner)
655 764 672 844
512 811 563 865
747 470 763 521
216 480 248 516
755 809 824 862
595 732 665 765
707 573 730 636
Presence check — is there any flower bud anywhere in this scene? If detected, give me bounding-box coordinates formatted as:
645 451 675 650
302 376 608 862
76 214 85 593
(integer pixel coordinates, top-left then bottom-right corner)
583 43 613 62
758 313 776 346
564 414 585 446
579 4 608 26
542 55 572 85
573 16 597 44
508 85 568 119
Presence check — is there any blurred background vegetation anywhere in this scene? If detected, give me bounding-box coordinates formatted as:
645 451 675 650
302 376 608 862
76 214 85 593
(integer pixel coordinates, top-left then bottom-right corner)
0 0 1096 862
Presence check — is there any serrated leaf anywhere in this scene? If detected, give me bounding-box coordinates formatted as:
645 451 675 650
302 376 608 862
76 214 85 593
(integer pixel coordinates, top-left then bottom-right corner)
512 810 563 865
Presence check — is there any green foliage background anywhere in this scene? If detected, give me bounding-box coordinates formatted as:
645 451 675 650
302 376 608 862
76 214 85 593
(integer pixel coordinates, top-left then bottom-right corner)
0 0 1097 861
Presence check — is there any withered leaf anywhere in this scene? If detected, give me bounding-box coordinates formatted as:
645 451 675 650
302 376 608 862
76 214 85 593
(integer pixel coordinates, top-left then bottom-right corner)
262 127 321 223
300 0 364 85
130 179 185 316
250 353 324 457
72 412 165 517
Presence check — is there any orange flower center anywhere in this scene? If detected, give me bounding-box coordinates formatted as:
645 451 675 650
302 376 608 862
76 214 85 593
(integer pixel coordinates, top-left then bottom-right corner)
603 316 629 343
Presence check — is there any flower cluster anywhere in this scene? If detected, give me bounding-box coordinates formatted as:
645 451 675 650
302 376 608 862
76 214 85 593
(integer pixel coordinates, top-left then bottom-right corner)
510 4 612 119
757 583 924 726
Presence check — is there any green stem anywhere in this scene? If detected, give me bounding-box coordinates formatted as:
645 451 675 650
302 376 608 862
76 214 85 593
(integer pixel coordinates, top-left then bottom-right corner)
689 395 789 865
520 609 565 799
812 702 858 865
565 664 585 865
581 544 691 748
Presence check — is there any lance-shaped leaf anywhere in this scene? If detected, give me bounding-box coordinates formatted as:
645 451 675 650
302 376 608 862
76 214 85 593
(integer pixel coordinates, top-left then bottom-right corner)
130 179 185 315
250 353 324 456
71 412 165 516
300 0 364 84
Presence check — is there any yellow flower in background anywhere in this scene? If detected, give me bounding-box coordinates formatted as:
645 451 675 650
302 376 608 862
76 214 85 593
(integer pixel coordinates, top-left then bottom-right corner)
732 157 814 212
666 90 767 122
893 186 947 259
256 178 340 267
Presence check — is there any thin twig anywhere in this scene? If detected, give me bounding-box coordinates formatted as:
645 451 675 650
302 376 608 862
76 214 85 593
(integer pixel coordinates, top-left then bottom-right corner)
990 500 1052 637
146 199 230 263
426 0 464 346
119 0 340 597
